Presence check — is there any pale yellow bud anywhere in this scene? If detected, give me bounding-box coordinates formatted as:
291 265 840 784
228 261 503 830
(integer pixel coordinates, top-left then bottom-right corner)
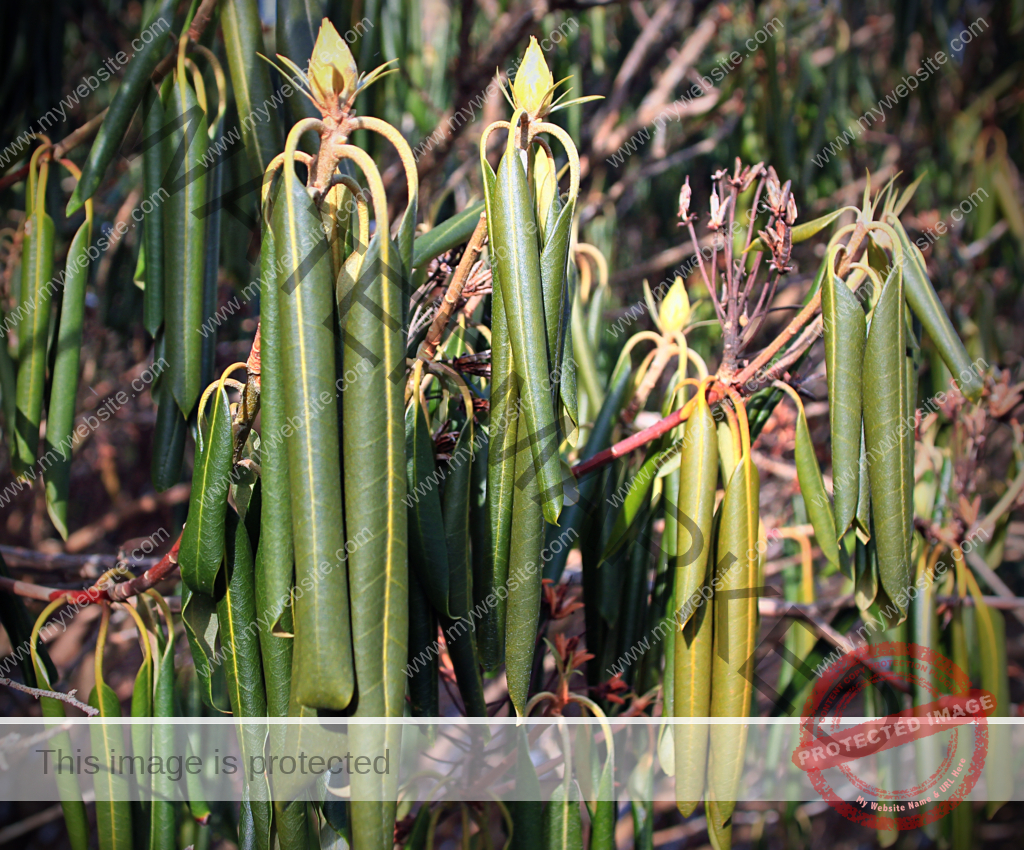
309 18 358 105
512 37 554 119
659 277 690 334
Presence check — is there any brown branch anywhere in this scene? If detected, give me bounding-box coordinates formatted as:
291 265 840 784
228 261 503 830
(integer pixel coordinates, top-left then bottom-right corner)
0 545 158 572
0 109 109 193
587 0 685 151
732 290 821 389
0 532 182 604
65 482 190 553
593 9 724 160
0 577 56 602
417 213 488 363
0 677 99 716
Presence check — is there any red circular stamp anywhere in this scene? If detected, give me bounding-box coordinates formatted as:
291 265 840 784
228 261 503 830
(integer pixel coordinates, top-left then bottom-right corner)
792 640 993 831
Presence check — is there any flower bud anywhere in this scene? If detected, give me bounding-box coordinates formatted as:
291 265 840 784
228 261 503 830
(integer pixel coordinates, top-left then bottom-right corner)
309 18 358 105
659 277 691 334
512 37 554 119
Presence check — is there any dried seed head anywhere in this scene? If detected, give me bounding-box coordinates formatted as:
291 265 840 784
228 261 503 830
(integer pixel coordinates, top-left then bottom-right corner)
742 161 765 191
708 188 731 230
309 18 359 106
677 176 692 222
765 165 782 214
512 37 555 119
758 226 780 254
786 194 798 225
763 220 792 271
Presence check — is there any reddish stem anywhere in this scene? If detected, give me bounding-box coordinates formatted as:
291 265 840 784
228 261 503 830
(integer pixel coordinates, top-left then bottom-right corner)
571 396 699 479
46 534 182 605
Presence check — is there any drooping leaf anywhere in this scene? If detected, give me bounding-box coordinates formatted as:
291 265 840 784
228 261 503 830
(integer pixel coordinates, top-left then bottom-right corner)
255 221 294 719
407 570 439 717
162 72 207 417
141 86 165 337
821 265 866 538
149 597 176 850
340 225 408 725
505 411 545 716
13 207 54 472
510 727 543 850
273 168 354 710
221 0 282 181
539 197 574 407
406 396 450 617
888 216 983 401
791 395 843 573
863 268 912 623
485 184 517 663
707 455 760 832
444 423 473 618
492 143 562 523
541 781 584 850
181 587 230 713
30 602 88 850
89 622 133 850
673 592 713 816
674 391 718 622
42 219 91 537
218 509 272 850
966 566 1013 816
180 384 233 596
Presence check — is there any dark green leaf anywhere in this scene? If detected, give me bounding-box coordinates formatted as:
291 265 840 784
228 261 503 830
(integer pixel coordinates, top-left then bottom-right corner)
162 74 206 417
141 87 164 337
889 217 983 401
221 0 282 181
255 221 294 719
13 209 54 472
505 412 545 716
406 398 450 616
44 221 90 538
180 385 233 596
273 170 354 710
492 146 562 523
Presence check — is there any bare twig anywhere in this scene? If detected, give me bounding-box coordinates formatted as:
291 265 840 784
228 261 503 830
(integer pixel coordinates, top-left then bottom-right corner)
0 545 159 574
0 804 67 844
593 8 723 160
65 483 189 553
0 677 98 716
0 109 109 193
417 213 488 364
0 533 182 604
961 548 1024 628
